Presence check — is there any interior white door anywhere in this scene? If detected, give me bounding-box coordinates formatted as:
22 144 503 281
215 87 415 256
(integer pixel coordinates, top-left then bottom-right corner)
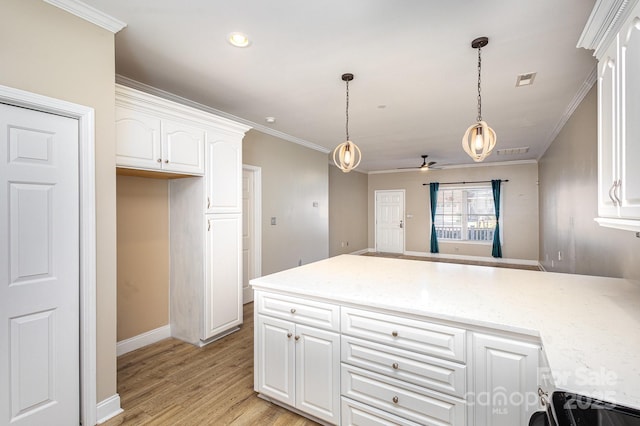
0 104 79 425
242 168 255 303
375 190 405 254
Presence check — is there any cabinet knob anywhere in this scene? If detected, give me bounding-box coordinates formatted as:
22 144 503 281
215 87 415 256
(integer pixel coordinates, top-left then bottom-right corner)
164 159 169 163
286 332 292 338
294 335 300 341
392 362 399 370
392 396 399 404
157 158 162 163
290 308 296 314
391 331 398 337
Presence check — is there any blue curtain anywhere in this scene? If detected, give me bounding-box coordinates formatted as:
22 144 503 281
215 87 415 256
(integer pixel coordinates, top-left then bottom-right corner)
429 182 439 253
491 179 502 258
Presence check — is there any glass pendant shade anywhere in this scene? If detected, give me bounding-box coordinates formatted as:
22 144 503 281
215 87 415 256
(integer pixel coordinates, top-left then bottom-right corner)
333 140 361 172
462 120 497 162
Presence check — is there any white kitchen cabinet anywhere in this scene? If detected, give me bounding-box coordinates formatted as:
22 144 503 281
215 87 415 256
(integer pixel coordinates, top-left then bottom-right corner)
472 333 540 426
115 87 205 175
205 138 242 213
256 310 341 425
204 214 242 339
582 1 640 231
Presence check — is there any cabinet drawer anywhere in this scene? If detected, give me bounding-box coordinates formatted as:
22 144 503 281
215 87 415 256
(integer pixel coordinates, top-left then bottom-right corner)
342 397 422 426
341 364 466 426
342 335 466 398
256 291 339 331
341 307 466 362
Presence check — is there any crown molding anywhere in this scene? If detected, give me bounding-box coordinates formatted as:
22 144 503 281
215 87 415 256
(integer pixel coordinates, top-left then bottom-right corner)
538 65 597 160
43 0 126 33
577 0 639 58
115 75 331 155
368 159 538 175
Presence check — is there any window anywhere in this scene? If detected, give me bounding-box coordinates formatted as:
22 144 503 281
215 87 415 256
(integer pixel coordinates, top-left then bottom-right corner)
434 186 497 242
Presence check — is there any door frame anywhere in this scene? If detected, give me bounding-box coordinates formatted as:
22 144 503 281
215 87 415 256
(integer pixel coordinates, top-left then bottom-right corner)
0 85 97 426
374 189 406 254
242 164 262 294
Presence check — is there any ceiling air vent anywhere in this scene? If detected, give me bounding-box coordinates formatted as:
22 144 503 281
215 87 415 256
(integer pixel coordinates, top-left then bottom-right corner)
516 72 537 87
497 147 529 155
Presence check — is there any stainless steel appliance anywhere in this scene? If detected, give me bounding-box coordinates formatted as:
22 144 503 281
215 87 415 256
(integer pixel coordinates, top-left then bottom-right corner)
535 391 640 425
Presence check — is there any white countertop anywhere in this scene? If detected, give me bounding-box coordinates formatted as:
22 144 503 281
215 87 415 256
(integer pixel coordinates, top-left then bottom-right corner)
250 254 640 410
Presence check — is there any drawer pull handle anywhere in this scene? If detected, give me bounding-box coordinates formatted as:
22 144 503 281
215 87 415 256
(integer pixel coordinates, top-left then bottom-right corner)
294 335 300 341
286 332 292 338
290 308 296 314
392 363 399 370
392 396 399 404
391 331 398 337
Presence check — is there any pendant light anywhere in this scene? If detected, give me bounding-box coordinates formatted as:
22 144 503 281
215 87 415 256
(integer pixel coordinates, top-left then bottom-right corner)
462 37 497 162
333 73 361 173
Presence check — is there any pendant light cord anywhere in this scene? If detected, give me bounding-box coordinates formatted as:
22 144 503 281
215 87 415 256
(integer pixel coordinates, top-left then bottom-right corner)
345 79 350 141
477 46 483 122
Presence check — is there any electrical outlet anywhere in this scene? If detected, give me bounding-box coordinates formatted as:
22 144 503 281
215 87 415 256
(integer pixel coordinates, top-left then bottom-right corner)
341 242 345 248
298 259 302 266
313 201 319 207
271 217 276 225
558 251 563 261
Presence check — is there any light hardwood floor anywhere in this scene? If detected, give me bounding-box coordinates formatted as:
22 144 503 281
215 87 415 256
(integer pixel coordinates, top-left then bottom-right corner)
102 303 318 426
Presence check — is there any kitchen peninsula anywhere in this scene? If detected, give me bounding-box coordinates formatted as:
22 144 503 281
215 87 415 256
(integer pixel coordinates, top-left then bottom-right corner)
251 254 640 425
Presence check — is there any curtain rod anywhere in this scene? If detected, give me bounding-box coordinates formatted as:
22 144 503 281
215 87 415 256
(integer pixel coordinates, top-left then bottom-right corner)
422 179 509 186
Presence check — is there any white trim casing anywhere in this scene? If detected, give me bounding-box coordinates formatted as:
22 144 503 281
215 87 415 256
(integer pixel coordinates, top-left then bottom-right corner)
43 0 127 33
116 325 171 357
0 84 98 426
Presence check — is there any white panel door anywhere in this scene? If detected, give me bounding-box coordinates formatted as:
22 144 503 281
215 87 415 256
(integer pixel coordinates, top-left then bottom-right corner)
242 169 255 303
0 104 79 425
115 107 161 170
473 333 540 426
375 190 405 254
204 213 243 339
162 119 205 175
619 9 640 218
206 138 242 213
256 315 295 406
295 324 340 425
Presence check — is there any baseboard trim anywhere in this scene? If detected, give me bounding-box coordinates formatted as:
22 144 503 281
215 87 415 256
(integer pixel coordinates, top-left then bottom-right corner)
403 250 539 266
349 248 370 255
116 325 171 357
538 263 548 272
363 248 538 267
96 394 123 424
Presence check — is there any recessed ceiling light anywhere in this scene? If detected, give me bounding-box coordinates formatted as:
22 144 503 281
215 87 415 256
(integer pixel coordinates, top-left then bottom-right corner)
516 72 537 87
228 32 251 48
265 117 276 124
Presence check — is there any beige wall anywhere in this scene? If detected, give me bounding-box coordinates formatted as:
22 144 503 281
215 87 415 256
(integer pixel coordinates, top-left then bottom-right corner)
539 87 640 280
243 130 329 274
0 0 117 401
368 163 539 260
116 176 169 340
329 166 368 256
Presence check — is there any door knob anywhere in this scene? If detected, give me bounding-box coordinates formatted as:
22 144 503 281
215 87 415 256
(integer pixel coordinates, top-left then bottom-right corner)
399 220 403 229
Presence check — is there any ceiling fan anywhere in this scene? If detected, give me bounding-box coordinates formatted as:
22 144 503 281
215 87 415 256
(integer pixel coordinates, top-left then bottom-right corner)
397 155 438 171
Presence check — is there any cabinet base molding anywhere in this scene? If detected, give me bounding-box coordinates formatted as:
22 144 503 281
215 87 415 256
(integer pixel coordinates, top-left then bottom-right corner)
197 326 241 347
257 394 334 426
594 217 640 232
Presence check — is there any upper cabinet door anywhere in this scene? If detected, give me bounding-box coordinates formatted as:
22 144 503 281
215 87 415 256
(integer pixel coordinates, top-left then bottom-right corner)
162 119 205 175
206 137 242 213
116 107 162 170
619 7 640 218
597 39 620 218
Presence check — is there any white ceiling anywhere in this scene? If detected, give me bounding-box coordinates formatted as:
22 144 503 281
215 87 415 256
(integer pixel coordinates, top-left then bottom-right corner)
83 0 597 172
